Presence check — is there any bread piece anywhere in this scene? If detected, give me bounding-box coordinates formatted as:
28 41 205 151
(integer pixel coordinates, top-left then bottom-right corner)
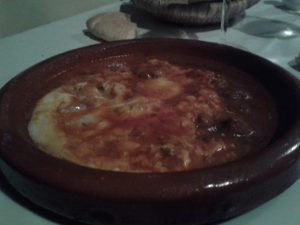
86 12 137 41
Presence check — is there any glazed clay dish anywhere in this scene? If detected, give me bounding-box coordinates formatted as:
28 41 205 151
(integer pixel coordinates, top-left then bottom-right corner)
0 39 300 225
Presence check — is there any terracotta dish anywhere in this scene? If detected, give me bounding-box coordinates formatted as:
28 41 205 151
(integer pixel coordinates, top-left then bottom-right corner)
0 39 300 225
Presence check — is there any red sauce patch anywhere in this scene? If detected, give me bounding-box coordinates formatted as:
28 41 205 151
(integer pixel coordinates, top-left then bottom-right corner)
44 58 277 172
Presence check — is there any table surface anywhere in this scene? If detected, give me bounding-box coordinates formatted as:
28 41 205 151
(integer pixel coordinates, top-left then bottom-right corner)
0 1 300 225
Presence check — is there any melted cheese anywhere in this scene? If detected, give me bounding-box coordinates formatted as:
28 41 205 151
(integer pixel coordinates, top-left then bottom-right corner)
28 59 271 173
28 88 72 159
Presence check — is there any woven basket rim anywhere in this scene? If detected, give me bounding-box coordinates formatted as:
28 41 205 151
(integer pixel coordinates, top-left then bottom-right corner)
132 0 259 25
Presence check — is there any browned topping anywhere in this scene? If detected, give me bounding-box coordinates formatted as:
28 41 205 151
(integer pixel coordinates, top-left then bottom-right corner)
30 59 277 172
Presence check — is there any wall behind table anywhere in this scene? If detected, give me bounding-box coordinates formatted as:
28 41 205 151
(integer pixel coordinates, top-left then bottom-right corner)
0 0 119 38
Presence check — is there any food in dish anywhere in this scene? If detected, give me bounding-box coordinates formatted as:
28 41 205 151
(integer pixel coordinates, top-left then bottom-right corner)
28 58 277 172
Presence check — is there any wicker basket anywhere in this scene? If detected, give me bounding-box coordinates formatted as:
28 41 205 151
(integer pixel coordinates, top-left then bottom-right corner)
132 0 259 25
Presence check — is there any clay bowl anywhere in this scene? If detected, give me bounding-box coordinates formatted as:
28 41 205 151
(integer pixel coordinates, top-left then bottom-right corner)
0 39 300 225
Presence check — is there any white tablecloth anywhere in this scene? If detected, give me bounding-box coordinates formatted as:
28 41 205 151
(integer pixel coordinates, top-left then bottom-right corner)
0 1 299 225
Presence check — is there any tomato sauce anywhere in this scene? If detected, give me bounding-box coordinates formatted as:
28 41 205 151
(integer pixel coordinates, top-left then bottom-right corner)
30 59 277 172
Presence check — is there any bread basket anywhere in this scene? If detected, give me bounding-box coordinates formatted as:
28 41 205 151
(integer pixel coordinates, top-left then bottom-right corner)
132 0 260 25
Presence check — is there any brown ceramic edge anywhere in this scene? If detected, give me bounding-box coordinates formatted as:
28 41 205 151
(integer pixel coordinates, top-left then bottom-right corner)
0 39 300 201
